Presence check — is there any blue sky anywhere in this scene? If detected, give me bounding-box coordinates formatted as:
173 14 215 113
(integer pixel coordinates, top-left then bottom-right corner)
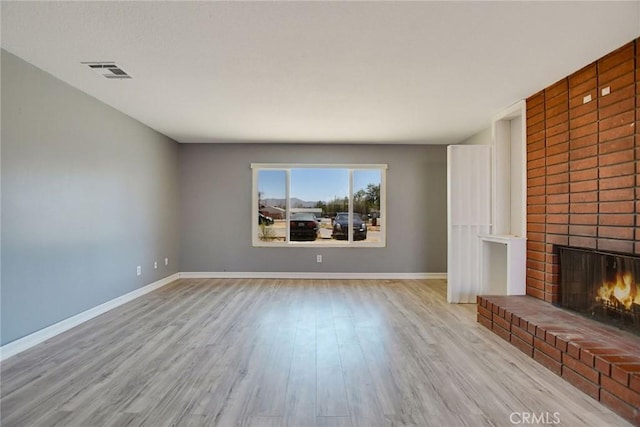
258 168 380 203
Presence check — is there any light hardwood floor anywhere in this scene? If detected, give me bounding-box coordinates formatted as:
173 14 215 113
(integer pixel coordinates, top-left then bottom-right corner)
0 279 632 426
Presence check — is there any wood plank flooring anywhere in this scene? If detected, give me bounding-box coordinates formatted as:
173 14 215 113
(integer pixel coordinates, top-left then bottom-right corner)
0 278 632 426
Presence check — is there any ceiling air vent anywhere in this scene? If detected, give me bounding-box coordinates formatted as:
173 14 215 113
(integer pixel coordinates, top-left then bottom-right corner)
82 62 131 79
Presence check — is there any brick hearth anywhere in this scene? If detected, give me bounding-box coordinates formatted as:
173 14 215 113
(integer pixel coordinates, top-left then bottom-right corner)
478 295 640 425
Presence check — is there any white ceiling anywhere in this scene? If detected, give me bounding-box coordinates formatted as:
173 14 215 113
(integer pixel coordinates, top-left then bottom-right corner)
2 1 640 145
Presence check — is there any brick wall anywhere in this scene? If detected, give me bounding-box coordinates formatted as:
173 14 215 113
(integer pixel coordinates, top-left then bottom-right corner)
526 39 639 303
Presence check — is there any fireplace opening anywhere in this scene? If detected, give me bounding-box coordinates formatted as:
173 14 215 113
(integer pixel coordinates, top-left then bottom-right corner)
558 246 640 335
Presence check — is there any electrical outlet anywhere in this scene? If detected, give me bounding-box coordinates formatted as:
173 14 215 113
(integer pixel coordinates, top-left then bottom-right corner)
316 254 322 263
154 261 158 269
136 266 142 276
164 258 169 266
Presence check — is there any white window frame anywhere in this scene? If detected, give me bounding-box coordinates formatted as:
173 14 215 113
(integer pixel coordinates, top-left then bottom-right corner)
251 163 387 248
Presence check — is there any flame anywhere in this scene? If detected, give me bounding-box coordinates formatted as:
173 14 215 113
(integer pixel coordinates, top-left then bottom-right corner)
596 272 640 310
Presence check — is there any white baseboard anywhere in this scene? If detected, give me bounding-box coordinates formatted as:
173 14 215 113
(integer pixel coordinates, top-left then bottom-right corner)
0 271 446 361
0 273 180 361
179 271 447 280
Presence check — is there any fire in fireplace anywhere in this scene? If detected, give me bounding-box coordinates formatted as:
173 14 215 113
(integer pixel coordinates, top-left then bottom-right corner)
596 271 640 313
559 247 640 335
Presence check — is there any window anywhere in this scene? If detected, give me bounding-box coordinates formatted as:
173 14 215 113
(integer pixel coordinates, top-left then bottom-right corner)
252 164 386 247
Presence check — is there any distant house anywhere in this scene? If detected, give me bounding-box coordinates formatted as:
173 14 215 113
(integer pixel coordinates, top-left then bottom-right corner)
260 206 286 220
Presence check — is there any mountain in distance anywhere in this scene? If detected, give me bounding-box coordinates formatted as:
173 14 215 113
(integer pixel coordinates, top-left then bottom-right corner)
262 198 317 208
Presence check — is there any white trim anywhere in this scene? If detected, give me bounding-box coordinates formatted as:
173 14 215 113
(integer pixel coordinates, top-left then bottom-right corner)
0 271 446 361
179 271 446 280
0 273 180 361
251 163 388 169
252 241 386 248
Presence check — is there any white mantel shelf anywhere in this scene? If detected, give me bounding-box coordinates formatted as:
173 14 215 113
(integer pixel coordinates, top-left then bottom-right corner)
478 234 527 296
478 234 526 244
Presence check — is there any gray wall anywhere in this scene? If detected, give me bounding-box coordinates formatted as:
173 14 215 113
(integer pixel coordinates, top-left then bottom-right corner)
179 144 447 274
1 49 447 345
1 50 181 345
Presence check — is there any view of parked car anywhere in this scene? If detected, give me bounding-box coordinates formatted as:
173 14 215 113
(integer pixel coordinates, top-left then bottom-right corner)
258 212 274 225
289 212 319 241
331 212 367 241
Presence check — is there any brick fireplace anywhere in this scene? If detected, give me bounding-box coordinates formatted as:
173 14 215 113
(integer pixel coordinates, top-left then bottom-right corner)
478 38 640 425
526 40 638 304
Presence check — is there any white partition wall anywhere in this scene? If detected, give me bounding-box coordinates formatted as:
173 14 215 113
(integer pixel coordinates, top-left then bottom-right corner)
478 100 527 297
492 100 527 237
447 145 491 303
